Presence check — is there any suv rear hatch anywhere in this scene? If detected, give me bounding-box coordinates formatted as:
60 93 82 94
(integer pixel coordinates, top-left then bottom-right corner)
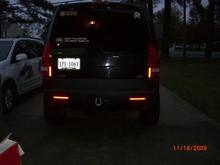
48 3 152 79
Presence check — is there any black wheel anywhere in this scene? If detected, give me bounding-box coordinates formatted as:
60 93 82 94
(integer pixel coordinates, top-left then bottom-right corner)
139 95 160 126
44 96 66 124
2 85 16 114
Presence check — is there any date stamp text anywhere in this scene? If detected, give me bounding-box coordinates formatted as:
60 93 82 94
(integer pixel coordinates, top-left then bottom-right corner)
173 145 208 152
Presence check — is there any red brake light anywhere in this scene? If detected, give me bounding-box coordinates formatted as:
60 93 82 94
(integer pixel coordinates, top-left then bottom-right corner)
42 43 53 78
147 43 160 79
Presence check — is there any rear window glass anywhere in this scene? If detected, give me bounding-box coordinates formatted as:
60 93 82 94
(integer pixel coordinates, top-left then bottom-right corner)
51 7 149 55
0 41 13 61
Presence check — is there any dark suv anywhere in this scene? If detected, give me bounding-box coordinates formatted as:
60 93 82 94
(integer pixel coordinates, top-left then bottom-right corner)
42 1 160 125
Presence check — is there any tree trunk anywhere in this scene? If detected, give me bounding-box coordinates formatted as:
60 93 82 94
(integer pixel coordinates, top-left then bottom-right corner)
183 0 187 62
148 0 153 20
161 0 171 58
0 13 2 38
205 0 215 60
0 19 2 38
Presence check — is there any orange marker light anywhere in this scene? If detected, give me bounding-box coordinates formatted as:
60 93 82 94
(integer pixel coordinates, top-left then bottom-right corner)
49 66 52 77
129 97 146 101
148 67 152 78
53 96 69 100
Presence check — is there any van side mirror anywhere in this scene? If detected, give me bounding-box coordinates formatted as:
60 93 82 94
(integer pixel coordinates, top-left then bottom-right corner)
16 53 28 62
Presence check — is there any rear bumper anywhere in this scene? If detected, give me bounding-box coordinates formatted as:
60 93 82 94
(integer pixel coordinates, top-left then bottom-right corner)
43 78 159 111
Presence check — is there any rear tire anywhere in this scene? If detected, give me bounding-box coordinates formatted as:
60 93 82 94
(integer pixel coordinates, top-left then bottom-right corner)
139 95 160 126
44 96 67 124
2 85 16 115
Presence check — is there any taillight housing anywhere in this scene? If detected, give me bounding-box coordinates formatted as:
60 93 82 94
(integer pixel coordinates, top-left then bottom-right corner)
42 43 53 78
147 43 160 79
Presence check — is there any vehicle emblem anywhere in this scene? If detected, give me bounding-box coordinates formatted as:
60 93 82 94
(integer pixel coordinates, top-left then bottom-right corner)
134 11 141 19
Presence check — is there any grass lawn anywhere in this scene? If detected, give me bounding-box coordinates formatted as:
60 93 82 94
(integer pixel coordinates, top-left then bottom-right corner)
160 58 220 123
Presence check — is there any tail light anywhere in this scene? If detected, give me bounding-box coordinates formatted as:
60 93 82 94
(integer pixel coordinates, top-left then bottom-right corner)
42 43 53 78
147 43 160 79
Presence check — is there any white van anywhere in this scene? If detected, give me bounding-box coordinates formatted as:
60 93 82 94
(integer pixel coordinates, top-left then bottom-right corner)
0 38 44 114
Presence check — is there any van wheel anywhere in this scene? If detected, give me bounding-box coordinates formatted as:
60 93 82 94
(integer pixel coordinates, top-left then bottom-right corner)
139 95 160 126
44 101 66 124
2 85 16 114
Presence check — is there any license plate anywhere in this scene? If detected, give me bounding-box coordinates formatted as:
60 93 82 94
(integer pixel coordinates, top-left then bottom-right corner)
58 58 80 70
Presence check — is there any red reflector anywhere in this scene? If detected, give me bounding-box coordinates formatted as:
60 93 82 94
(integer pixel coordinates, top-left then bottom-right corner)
129 97 146 101
53 96 69 100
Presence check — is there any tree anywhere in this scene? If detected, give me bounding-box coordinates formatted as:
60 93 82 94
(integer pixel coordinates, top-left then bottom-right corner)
189 0 217 59
161 0 171 58
154 6 182 43
188 1 207 47
15 0 54 38
148 0 154 20
0 0 27 37
18 0 54 23
0 0 54 38
205 0 216 59
176 0 192 61
216 0 220 24
147 0 160 21
0 0 10 37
